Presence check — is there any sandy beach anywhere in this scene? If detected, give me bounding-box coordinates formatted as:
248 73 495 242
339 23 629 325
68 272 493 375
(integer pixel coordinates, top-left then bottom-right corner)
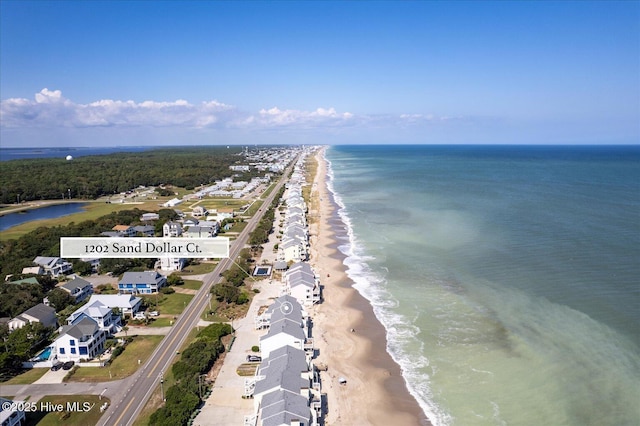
309 148 430 426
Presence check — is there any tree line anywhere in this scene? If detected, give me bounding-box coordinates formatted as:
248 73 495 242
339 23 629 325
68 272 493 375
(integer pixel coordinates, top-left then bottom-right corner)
0 146 271 203
149 323 232 426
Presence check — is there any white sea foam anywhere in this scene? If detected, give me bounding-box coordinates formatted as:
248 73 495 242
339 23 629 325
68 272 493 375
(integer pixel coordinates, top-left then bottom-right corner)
325 153 452 426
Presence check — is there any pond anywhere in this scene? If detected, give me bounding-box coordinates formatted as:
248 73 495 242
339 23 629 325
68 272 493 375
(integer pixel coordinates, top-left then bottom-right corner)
0 203 88 231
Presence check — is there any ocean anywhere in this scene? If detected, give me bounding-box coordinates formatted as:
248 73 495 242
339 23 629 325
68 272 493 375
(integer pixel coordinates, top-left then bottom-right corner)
325 145 640 426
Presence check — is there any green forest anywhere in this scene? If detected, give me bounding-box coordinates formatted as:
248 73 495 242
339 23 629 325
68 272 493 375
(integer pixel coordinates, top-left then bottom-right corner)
0 146 266 203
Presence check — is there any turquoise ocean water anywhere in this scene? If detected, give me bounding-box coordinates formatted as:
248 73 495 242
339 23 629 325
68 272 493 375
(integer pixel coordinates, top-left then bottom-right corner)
325 145 640 426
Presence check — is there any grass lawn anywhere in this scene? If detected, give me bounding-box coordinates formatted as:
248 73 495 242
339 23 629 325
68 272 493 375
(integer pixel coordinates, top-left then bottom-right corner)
68 335 163 382
245 200 264 216
0 200 162 241
1 368 49 385
199 199 246 211
147 317 174 327
25 395 108 426
181 279 203 290
158 293 194 315
181 261 217 275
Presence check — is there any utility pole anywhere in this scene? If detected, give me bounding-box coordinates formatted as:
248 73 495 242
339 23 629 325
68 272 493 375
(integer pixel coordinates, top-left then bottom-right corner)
160 372 165 402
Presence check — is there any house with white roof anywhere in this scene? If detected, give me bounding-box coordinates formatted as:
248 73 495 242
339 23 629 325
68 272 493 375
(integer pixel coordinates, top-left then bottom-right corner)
53 316 106 362
60 277 94 303
162 198 183 207
67 299 121 334
141 212 160 222
86 294 142 318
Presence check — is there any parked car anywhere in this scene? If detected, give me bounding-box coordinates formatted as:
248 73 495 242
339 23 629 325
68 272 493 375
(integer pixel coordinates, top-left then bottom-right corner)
149 311 159 317
246 355 262 362
62 361 75 370
51 362 63 371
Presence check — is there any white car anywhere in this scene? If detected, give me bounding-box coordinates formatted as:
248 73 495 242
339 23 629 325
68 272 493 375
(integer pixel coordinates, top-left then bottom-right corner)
133 313 146 320
149 311 159 317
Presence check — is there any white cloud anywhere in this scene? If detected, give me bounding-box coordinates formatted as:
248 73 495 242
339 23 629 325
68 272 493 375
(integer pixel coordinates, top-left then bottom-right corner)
1 89 236 129
1 89 453 133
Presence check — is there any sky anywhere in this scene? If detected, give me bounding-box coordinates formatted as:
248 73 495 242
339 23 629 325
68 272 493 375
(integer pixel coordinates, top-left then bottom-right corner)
1 0 638 147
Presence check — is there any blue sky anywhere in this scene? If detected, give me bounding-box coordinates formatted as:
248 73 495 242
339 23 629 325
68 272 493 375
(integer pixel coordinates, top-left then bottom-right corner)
1 1 638 146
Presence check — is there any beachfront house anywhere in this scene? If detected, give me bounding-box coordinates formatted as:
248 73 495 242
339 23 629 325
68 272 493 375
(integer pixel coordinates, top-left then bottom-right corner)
279 238 307 263
283 262 321 306
60 277 94 303
8 303 58 331
32 256 73 277
259 297 311 359
118 271 167 294
53 316 106 362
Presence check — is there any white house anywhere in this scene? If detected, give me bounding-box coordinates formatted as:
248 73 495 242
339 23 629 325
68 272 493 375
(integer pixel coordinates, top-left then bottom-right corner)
67 299 121 334
32 256 73 277
8 303 58 331
86 294 142 318
279 238 307 263
141 212 160 221
259 300 310 359
60 277 94 303
161 221 185 271
0 397 26 426
162 198 183 207
163 221 183 237
283 263 321 306
54 316 106 362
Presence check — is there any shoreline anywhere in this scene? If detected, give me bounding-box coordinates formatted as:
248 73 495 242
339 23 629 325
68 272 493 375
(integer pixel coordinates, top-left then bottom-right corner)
309 147 431 425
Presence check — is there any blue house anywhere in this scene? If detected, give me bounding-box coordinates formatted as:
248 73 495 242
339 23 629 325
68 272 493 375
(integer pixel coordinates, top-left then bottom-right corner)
118 271 167 294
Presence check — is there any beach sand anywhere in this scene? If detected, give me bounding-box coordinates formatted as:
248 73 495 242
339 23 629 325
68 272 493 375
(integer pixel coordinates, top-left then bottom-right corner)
309 148 431 426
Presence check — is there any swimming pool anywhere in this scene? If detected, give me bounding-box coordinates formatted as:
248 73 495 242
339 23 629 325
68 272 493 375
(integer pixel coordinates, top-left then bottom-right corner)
33 347 52 361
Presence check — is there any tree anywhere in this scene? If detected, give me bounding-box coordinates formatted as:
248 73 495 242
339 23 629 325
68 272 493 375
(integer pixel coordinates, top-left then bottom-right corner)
211 284 239 303
72 260 93 276
46 288 74 311
167 273 184 286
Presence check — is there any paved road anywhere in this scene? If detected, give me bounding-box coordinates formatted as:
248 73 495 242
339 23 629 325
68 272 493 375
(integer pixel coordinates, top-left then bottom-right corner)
96 156 297 426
